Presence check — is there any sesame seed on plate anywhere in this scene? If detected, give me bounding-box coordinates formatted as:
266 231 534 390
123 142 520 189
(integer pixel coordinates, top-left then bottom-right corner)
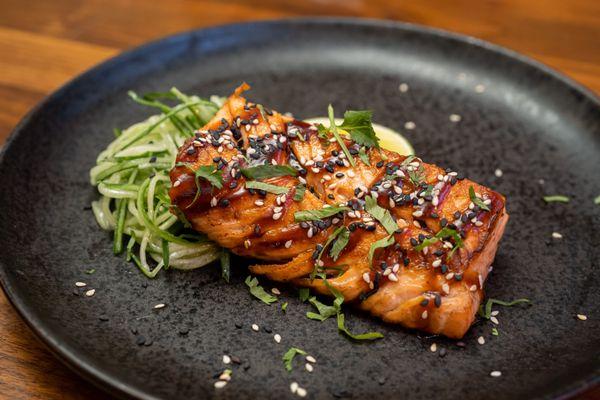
490 371 502 377
577 314 588 321
252 324 259 331
214 380 227 389
154 303 165 309
399 83 409 92
490 316 499 325
477 336 486 345
285 240 293 248
475 84 486 93
297 387 307 397
491 310 499 316
290 382 299 394
404 121 416 130
306 355 316 363
85 289 95 297
173 180 181 187
274 334 282 343
75 282 86 287
551 232 563 239
305 363 314 372
223 355 231 364
421 310 428 319
449 114 462 122
430 343 437 352
271 288 281 295
494 168 503 177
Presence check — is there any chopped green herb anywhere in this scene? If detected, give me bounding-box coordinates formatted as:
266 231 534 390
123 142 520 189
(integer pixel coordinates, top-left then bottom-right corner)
307 296 338 321
365 196 397 235
479 298 531 319
414 227 463 253
337 313 384 340
408 164 425 186
293 184 306 202
175 163 223 207
358 147 371 166
245 275 277 305
240 165 298 180
220 249 230 283
85 268 96 275
328 105 355 167
298 288 310 302
245 181 289 194
491 327 499 336
294 206 349 222
594 195 600 205
400 155 416 167
338 110 380 149
543 195 570 203
469 186 490 211
368 234 395 267
283 347 307 372
329 227 350 261
311 226 347 279
281 302 288 312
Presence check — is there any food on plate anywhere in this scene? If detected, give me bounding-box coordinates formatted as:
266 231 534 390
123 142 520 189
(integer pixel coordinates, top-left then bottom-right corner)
168 84 509 338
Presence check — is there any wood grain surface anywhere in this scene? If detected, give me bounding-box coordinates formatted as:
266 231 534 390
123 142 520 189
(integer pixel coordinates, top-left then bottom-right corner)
0 1 598 398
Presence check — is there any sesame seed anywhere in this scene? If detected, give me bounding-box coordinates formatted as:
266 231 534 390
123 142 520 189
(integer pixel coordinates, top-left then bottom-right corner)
404 121 416 130
307 228 314 238
552 232 563 239
290 382 299 393
362 272 371 284
154 303 166 309
214 381 227 389
490 316 499 325
477 336 485 345
490 371 502 377
494 168 503 178
388 273 398 282
274 334 282 343
210 197 218 207
251 324 259 331
285 240 293 248
449 114 462 122
306 355 316 363
432 259 442 267
475 84 486 93
297 387 307 397
305 363 314 372
271 288 281 295
577 314 588 321
223 355 231 364
421 310 428 319
491 310 499 316
254 200 264 206
430 343 437 352
173 180 181 187
399 83 409 92
75 282 86 287
442 283 450 294
85 289 95 297
273 212 282 220
244 239 251 249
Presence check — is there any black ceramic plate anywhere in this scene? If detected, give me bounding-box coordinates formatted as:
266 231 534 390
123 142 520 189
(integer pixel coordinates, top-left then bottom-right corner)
0 18 598 400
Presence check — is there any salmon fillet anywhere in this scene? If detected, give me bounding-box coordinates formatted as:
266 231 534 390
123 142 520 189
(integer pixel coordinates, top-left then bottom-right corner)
169 84 508 339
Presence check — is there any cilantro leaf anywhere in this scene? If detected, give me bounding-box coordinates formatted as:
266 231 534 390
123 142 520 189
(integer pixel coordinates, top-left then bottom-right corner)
338 110 380 149
307 296 338 321
283 347 307 372
176 163 223 189
368 234 395 267
298 288 310 302
469 186 490 211
414 227 463 253
329 227 350 261
245 181 289 194
328 104 355 167
478 298 531 319
281 302 288 312
240 165 298 180
364 196 397 235
294 206 349 222
358 147 371 166
244 275 277 305
337 313 384 341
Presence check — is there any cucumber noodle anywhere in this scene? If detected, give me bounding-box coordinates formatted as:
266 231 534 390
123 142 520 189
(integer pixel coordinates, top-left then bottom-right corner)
90 88 226 278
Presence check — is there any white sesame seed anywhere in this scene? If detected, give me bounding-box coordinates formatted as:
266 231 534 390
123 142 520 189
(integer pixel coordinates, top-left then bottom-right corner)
154 303 165 309
214 380 228 389
577 314 588 321
210 197 218 207
399 83 409 92
470 285 478 292
290 382 299 393
244 239 251 249
494 168 503 178
432 259 442 267
297 387 307 397
306 355 316 363
491 310 499 317
490 371 502 377
285 240 293 249
347 170 355 178
273 212 282 220
305 363 314 372
85 289 95 297
413 220 421 228
362 272 371 283
552 232 563 239
412 210 424 217
388 273 398 282
273 206 283 213
75 282 86 287
173 180 181 187
223 355 231 364
490 316 499 325
442 283 450 294
475 84 486 93
271 288 281 295
422 310 428 319
449 114 462 122
477 336 485 345
430 343 437 352
311 167 320 174
219 371 231 381
392 264 400 273
307 228 314 238
251 324 259 331
254 200 264 206
274 334 282 343
383 268 391 276
445 272 455 280
404 121 416 130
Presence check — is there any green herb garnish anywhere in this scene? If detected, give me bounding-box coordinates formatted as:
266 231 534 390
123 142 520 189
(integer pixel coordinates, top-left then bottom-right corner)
414 227 463 254
594 195 600 205
408 164 425 186
337 313 384 341
245 275 277 305
469 186 490 211
294 206 349 222
478 298 531 319
220 249 230 283
307 296 339 321
299 288 310 302
365 195 397 235
543 195 570 203
368 234 395 267
358 147 371 166
281 302 288 312
162 239 170 269
338 110 380 150
283 347 307 372
491 327 499 336
329 227 350 261
293 184 306 202
85 269 96 275
327 105 356 167
245 181 289 195
175 163 223 207
240 165 298 180
311 226 347 279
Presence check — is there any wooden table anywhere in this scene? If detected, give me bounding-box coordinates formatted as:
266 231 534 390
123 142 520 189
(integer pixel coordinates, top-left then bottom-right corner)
0 1 598 398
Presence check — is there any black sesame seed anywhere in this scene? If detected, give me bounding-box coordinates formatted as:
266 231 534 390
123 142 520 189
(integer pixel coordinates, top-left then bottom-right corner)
410 238 418 246
179 327 190 335
235 322 243 329
149 156 157 163
231 356 242 364
434 293 442 307
135 335 146 346
336 172 345 178
263 326 272 333
454 274 463 281
349 148 359 155
366 225 376 231
327 194 335 200
376 161 384 168
440 218 448 227
420 298 429 307
186 147 196 155
439 348 447 358
440 264 448 273
403 257 410 266
220 199 230 207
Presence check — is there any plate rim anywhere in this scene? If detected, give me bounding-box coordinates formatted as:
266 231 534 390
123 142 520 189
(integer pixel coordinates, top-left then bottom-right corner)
0 17 598 400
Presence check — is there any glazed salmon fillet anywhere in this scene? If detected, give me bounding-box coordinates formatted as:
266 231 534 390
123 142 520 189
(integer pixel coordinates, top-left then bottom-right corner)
169 84 508 339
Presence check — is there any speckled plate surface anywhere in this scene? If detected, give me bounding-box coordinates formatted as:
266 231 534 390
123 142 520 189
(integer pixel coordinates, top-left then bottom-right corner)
0 18 598 400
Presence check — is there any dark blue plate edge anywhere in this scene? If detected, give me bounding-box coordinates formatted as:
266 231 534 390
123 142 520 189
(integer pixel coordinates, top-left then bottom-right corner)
0 17 598 400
